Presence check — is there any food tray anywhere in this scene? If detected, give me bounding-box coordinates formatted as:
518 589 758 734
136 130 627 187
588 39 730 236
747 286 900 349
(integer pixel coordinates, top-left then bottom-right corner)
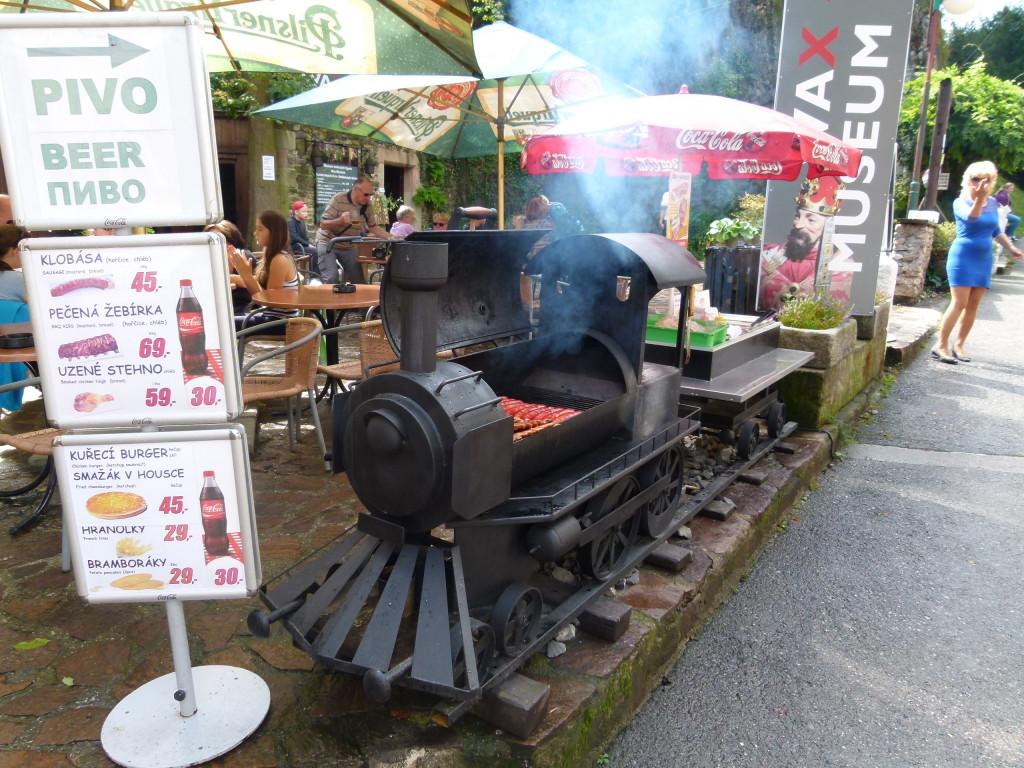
646 315 728 348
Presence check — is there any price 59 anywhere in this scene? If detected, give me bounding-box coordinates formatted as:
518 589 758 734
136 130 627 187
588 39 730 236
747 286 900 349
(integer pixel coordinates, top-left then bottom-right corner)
144 388 173 407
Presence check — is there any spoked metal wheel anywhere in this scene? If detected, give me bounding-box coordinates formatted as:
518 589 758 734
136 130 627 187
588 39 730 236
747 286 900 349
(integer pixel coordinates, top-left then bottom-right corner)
639 447 685 537
491 583 543 657
450 619 495 689
737 420 759 460
766 401 787 439
580 476 641 581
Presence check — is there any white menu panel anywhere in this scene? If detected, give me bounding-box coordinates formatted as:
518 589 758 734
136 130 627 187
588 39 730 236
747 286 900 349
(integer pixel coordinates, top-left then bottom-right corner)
22 232 241 428
55 426 260 604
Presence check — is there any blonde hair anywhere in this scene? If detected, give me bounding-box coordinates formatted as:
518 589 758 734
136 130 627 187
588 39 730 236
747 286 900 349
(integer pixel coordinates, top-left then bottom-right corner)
961 161 998 198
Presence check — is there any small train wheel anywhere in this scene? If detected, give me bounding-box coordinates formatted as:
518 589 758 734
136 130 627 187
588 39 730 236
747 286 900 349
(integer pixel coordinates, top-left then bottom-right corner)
580 476 642 581
491 583 543 657
450 619 495 689
639 446 685 537
766 401 787 439
737 420 759 460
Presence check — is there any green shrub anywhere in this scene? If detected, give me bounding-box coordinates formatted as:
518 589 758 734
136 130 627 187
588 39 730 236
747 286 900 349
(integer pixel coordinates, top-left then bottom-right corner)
777 290 850 330
931 221 956 251
705 216 761 246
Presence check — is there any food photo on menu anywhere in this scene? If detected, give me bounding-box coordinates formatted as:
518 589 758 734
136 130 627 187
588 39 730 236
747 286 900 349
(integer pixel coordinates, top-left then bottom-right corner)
68 440 247 600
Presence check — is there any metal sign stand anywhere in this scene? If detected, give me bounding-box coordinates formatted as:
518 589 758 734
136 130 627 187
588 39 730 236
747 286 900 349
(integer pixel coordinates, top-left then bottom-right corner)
101 601 269 768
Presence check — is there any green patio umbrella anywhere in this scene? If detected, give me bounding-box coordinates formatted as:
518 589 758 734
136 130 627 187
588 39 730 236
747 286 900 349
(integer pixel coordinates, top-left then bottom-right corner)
253 21 642 225
0 0 481 76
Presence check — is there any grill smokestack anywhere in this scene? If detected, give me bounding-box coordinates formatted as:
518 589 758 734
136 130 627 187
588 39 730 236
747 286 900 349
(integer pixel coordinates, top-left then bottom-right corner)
389 242 448 374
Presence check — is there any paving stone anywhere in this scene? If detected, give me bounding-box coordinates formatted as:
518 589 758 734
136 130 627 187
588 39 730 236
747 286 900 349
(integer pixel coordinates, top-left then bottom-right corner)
307 673 370 718
724 481 776 523
205 646 259 673
0 750 74 767
0 719 26 745
679 547 714 588
249 641 316 671
2 597 63 623
55 641 131 688
32 707 106 746
617 571 693 621
207 733 278 768
258 537 304 561
113 643 172 700
0 685 81 717
689 513 751 557
277 722 369 768
121 608 176 650
518 676 598 747
19 566 74 593
188 607 246 653
258 669 312 731
552 622 650 679
0 630 61 673
0 679 32 698
43 602 132 642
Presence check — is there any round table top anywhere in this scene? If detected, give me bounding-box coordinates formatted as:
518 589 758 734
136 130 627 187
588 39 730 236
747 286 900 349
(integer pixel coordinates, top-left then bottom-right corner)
251 284 380 312
0 322 36 363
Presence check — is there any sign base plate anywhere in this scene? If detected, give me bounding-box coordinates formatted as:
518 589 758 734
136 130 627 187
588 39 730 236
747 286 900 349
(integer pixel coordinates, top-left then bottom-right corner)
101 665 269 768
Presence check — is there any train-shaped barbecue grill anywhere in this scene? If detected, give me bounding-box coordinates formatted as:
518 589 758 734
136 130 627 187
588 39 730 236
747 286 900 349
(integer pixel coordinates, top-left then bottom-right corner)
249 230 799 726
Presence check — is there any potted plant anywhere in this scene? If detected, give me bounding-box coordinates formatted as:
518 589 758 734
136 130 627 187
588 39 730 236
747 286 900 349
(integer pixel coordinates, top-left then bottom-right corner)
777 290 855 369
362 144 379 175
705 216 762 248
929 220 955 282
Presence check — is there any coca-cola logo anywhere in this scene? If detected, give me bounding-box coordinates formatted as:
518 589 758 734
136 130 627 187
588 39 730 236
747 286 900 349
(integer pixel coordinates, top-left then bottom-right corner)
539 152 585 170
201 500 225 516
178 313 203 330
676 129 755 153
811 141 849 167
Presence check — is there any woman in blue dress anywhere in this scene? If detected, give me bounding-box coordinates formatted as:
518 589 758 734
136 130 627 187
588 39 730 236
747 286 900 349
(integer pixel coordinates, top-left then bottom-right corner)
934 162 1023 364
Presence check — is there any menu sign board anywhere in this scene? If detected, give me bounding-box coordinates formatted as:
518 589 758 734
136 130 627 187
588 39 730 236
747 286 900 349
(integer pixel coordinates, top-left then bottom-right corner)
22 232 241 428
54 426 259 604
0 13 221 231
315 163 360 219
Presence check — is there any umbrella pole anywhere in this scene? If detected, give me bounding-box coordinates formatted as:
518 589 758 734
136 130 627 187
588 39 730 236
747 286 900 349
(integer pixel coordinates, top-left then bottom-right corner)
497 78 505 230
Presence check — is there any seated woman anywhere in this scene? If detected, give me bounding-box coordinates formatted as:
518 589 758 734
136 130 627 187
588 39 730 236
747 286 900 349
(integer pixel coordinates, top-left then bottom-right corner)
390 205 417 239
228 210 300 333
0 224 29 305
204 220 255 328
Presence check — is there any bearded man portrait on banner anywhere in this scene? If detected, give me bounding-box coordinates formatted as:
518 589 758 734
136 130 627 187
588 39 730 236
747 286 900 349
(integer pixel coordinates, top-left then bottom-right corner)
759 177 852 310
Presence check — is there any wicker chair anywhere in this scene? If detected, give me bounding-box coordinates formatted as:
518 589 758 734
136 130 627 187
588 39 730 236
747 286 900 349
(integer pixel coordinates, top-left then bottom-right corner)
238 317 327 469
318 319 399 394
0 377 71 568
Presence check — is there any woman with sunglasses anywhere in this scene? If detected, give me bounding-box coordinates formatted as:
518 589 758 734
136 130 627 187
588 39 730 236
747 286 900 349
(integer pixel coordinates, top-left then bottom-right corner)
934 161 1024 364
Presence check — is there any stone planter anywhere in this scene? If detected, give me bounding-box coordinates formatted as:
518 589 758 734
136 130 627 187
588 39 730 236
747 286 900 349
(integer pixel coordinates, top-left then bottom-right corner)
855 302 891 341
778 317 857 369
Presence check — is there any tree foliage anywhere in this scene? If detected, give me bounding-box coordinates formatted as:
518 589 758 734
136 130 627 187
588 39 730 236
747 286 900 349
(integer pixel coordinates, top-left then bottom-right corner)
899 60 1024 214
947 7 1024 84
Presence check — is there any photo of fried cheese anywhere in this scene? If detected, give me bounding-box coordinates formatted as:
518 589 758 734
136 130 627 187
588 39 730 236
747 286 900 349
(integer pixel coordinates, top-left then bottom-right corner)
85 492 147 520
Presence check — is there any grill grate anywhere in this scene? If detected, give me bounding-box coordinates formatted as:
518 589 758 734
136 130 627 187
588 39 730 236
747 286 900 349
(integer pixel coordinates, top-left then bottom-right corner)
510 386 602 412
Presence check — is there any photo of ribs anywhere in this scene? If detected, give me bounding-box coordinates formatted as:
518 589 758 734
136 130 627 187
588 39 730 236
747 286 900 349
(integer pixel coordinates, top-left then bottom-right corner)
58 334 119 359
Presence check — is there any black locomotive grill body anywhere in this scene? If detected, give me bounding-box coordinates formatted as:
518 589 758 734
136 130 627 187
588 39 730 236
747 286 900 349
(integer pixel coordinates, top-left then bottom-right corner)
254 231 707 722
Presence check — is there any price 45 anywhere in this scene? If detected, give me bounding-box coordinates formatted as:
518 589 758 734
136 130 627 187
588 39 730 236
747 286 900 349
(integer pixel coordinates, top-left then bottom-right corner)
131 272 158 292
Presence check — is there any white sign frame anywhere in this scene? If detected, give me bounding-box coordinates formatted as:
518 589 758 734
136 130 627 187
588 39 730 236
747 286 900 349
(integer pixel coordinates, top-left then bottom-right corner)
0 13 221 230
22 232 242 428
55 425 260 604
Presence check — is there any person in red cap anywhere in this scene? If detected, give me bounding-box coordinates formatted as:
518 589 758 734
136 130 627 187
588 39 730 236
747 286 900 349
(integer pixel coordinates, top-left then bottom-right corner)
759 177 852 310
288 200 317 269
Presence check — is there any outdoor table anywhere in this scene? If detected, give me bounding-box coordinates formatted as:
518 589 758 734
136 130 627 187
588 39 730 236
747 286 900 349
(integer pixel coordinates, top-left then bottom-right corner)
0 322 37 366
249 284 381 398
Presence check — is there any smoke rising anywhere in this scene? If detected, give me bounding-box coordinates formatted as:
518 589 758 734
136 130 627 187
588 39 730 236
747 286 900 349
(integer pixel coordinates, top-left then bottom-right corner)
509 0 762 239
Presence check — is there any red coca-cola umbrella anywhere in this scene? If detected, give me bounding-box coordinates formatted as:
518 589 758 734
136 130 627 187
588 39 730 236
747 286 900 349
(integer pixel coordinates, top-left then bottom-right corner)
521 92 861 180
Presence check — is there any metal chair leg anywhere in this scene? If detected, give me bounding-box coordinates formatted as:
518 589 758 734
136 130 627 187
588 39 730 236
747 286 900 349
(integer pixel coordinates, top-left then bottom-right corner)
9 467 58 536
306 388 329 471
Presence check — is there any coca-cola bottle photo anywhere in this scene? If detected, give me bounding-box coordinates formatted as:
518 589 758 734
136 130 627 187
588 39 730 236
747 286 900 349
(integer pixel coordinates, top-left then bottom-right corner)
200 470 229 557
177 279 209 376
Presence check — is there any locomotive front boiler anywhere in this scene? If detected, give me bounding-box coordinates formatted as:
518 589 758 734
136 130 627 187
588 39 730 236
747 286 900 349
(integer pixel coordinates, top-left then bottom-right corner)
250 230 707 723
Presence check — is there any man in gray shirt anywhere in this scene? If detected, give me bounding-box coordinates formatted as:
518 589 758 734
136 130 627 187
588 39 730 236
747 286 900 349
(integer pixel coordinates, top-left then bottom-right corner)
316 178 392 284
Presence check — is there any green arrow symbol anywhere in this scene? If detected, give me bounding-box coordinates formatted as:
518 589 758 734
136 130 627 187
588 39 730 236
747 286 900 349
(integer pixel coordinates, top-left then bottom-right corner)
27 35 148 68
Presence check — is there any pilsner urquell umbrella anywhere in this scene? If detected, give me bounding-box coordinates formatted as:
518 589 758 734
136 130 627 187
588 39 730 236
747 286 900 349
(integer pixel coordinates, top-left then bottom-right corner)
521 92 862 181
253 20 642 225
0 0 482 76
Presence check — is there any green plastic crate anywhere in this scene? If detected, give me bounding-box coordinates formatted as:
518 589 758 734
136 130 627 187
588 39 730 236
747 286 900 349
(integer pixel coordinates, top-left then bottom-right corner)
646 315 728 348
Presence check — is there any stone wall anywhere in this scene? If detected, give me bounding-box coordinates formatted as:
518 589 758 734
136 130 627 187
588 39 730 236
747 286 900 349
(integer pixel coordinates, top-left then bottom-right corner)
891 219 936 302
